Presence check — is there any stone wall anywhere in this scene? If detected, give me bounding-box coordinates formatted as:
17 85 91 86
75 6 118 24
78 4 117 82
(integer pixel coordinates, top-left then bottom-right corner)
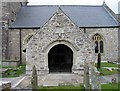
5 29 37 65
2 2 21 23
8 29 20 60
7 28 118 67
21 29 37 63
2 1 27 66
26 8 95 84
86 28 118 62
2 2 21 65
2 2 119 68
2 2 22 67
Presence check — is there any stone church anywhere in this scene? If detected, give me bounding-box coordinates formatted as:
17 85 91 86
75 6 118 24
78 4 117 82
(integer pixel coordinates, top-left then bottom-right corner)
1 1 119 85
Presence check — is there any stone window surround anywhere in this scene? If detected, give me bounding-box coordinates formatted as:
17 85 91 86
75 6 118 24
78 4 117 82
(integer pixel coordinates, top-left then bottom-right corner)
92 33 104 53
89 32 105 56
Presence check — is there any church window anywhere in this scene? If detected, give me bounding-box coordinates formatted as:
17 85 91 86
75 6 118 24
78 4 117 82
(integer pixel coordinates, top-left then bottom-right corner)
95 41 98 53
92 33 104 53
100 41 103 53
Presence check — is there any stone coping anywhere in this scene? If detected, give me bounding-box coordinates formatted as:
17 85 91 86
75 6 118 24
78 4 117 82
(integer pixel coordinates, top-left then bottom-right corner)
2 60 19 62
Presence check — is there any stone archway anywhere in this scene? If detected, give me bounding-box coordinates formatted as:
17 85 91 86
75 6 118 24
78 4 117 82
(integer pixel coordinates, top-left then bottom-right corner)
43 40 79 73
48 44 73 73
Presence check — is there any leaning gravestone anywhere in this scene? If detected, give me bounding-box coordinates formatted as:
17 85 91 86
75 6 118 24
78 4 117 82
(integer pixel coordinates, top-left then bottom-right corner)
31 65 38 89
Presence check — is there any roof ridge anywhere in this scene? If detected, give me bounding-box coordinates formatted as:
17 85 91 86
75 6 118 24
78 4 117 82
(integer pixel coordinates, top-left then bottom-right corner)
27 5 58 7
10 4 119 29
103 5 119 25
27 5 102 7
61 5 102 7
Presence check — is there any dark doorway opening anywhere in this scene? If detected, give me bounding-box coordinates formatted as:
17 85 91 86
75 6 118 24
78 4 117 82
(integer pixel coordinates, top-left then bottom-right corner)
48 44 73 73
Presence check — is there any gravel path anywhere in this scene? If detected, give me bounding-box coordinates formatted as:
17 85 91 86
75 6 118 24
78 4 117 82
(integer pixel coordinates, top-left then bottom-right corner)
15 76 32 89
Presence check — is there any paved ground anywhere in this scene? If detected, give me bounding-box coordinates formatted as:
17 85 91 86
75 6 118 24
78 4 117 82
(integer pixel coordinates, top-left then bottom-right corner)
2 73 83 89
2 76 25 88
100 74 119 84
39 73 83 86
1 73 119 89
15 76 32 89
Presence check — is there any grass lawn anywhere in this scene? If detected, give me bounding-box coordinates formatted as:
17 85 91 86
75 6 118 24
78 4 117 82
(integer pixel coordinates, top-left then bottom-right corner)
2 64 26 78
98 68 118 76
95 62 119 76
101 82 120 90
95 62 119 68
0 65 15 68
39 85 84 91
38 83 119 91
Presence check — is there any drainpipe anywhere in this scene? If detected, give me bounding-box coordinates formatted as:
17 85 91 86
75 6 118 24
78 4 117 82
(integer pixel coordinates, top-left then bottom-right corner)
20 29 22 64
84 28 86 33
6 19 10 59
20 1 28 7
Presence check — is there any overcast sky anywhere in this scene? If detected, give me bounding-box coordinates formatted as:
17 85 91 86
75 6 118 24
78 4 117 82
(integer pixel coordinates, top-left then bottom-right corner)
28 0 120 14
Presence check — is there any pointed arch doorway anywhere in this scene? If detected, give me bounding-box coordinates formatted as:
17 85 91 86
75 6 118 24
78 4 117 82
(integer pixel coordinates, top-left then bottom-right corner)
48 44 73 73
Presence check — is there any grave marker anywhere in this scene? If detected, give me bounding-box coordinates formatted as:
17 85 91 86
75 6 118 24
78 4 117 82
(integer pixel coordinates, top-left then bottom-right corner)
31 65 38 89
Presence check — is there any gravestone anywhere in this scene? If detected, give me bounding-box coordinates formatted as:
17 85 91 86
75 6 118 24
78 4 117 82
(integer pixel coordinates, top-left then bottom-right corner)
31 65 38 89
1 81 11 91
84 62 90 90
112 77 117 83
84 61 101 91
91 67 101 90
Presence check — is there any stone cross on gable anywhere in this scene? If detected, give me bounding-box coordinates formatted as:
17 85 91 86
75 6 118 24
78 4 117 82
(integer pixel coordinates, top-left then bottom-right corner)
55 28 65 39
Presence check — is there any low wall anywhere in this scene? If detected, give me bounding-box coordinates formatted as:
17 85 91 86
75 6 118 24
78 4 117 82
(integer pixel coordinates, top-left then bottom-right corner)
2 60 19 67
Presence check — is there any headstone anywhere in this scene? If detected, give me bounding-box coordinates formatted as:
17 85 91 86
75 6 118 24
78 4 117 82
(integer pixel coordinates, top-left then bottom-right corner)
31 65 38 89
84 61 101 91
112 78 116 83
91 67 101 90
84 62 90 91
1 81 11 91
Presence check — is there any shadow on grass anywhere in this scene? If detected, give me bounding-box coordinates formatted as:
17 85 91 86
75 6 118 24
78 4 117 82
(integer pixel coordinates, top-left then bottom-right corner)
101 82 120 90
39 85 85 91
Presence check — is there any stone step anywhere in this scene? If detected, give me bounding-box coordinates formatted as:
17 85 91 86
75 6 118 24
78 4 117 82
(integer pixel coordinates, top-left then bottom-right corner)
39 73 83 86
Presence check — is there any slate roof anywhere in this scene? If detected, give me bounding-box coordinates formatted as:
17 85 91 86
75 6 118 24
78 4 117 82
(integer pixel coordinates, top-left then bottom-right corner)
9 5 119 29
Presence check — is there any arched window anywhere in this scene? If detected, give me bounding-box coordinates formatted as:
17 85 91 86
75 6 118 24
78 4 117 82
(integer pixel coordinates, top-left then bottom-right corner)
92 33 104 53
100 41 103 53
95 41 98 53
